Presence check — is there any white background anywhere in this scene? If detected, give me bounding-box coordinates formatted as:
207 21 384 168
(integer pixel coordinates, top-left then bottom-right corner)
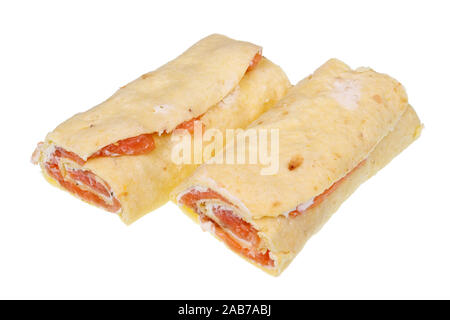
1 0 448 299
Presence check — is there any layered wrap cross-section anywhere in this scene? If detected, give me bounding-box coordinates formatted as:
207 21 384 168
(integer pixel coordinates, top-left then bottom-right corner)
172 59 422 275
32 34 291 224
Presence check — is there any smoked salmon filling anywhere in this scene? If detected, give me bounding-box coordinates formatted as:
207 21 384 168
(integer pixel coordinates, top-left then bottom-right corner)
178 188 274 267
35 116 205 213
288 160 365 217
43 146 121 212
178 159 365 267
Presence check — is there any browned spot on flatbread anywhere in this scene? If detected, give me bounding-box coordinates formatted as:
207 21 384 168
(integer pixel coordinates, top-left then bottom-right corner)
272 201 281 207
141 73 150 79
288 155 304 171
333 152 342 160
372 94 382 104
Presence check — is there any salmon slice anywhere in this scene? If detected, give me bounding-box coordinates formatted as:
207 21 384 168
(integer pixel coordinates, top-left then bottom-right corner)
179 188 233 209
289 160 366 217
246 52 262 72
199 213 273 267
212 205 260 247
175 116 205 134
89 133 155 159
53 146 86 165
44 147 121 212
179 189 274 267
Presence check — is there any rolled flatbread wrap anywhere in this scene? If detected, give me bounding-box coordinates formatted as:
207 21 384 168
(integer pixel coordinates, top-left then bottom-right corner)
32 34 291 224
172 59 422 275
